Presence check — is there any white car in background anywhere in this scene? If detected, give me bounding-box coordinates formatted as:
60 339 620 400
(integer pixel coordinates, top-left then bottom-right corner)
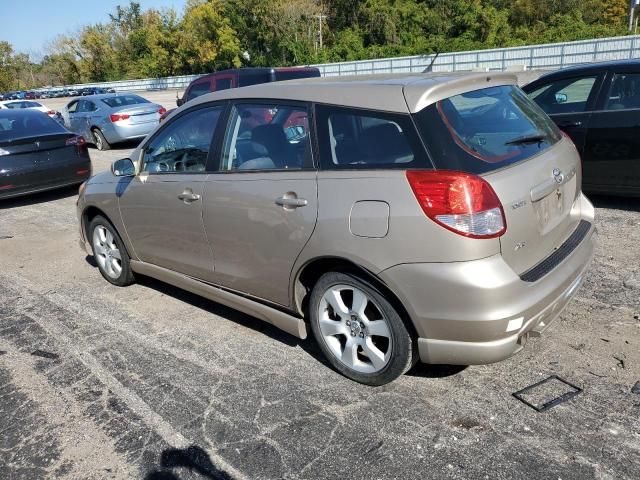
0 100 61 122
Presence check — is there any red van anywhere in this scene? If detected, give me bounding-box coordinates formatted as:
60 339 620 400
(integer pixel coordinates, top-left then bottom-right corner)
176 67 321 107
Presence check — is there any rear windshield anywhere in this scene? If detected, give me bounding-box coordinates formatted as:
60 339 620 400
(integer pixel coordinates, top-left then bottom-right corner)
0 110 66 142
101 95 149 108
415 85 561 174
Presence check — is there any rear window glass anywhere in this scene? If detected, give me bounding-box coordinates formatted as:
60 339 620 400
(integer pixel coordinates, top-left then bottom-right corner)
0 110 66 141
101 95 149 108
316 105 429 170
415 85 561 174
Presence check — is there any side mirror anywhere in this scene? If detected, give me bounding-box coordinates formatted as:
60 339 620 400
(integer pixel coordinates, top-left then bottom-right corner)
176 97 184 107
111 158 135 177
555 92 568 104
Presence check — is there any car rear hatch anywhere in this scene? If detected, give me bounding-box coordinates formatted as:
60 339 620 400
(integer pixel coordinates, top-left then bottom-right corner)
413 84 584 276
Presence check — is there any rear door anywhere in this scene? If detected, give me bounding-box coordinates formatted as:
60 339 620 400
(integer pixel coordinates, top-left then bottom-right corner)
202 101 318 306
118 104 224 280
582 69 640 194
415 85 583 276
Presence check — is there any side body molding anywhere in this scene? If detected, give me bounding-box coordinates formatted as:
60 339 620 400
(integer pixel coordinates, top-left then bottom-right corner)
130 261 308 339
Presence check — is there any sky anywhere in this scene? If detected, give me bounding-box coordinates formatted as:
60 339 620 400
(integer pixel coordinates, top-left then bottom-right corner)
0 0 185 58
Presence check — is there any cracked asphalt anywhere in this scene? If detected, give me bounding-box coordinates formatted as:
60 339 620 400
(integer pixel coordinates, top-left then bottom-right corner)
1 93 639 479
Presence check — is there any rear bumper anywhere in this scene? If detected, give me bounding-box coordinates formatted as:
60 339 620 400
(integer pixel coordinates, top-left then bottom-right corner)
378 196 596 365
0 177 88 200
103 121 158 144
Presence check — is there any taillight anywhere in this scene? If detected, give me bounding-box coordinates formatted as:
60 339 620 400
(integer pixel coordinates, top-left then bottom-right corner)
46 110 56 115
65 135 86 147
406 170 506 238
158 107 167 116
0 184 14 190
110 113 130 122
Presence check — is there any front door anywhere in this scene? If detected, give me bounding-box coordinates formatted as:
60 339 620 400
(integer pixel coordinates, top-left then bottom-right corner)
118 105 224 279
202 101 318 307
527 74 604 156
583 71 640 194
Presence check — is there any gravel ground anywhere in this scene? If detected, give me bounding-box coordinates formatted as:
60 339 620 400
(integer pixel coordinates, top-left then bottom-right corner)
0 130 639 479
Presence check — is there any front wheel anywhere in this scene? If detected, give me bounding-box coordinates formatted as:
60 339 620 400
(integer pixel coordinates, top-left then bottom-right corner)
309 272 416 386
89 216 134 286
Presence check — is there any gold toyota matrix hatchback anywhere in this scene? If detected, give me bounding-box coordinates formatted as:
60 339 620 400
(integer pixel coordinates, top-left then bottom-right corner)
77 73 596 385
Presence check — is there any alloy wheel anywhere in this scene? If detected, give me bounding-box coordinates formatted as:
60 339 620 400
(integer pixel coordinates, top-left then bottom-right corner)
318 284 392 374
92 225 122 280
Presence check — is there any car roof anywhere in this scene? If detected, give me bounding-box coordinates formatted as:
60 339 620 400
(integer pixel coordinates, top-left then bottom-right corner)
188 72 519 113
69 93 146 101
532 59 640 82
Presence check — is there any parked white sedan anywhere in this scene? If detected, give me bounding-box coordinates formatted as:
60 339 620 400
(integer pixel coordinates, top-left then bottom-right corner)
0 100 60 120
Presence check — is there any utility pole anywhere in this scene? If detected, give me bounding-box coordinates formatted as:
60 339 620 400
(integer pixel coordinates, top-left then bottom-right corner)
314 14 327 50
630 0 640 32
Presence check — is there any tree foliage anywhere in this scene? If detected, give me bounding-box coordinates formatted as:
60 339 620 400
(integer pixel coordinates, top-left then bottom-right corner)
0 0 632 89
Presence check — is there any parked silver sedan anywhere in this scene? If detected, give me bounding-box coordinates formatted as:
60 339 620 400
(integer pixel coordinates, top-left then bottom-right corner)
61 94 166 150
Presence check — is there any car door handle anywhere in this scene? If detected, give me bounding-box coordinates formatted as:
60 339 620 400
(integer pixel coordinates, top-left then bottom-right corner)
178 191 200 203
557 120 582 128
275 195 308 208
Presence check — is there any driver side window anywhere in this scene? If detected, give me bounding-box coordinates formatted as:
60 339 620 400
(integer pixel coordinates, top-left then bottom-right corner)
141 106 222 173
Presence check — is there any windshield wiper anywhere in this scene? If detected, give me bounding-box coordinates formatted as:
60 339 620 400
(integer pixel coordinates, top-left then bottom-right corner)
505 133 547 146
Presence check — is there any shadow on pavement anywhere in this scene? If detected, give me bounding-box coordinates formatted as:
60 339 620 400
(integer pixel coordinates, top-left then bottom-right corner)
89 139 141 151
406 363 467 378
589 193 640 212
84 256 468 383
145 445 232 480
0 184 79 209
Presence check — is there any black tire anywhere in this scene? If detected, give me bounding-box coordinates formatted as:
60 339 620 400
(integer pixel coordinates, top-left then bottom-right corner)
88 215 134 286
92 128 111 151
309 272 416 386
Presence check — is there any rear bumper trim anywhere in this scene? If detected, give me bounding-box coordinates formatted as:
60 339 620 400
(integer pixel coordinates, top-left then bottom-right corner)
520 220 592 283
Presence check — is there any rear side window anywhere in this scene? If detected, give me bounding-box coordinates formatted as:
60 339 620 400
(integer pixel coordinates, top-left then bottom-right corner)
0 111 66 142
415 85 561 175
220 103 312 171
315 105 429 170
101 95 149 108
274 69 320 81
215 78 232 91
605 73 640 110
186 82 211 101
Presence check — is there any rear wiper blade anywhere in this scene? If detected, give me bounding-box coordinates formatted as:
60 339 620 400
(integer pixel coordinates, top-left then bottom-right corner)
505 133 547 146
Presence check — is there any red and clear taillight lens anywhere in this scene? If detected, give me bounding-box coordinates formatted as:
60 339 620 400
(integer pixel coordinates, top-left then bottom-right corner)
406 170 506 238
110 113 130 122
65 135 86 147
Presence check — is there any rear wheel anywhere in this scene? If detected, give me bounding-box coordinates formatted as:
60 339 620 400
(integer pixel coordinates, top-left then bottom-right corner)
89 216 134 286
92 128 111 151
309 272 416 386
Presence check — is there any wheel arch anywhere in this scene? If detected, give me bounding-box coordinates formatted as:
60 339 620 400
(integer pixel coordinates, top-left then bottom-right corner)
82 205 133 258
293 256 418 339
